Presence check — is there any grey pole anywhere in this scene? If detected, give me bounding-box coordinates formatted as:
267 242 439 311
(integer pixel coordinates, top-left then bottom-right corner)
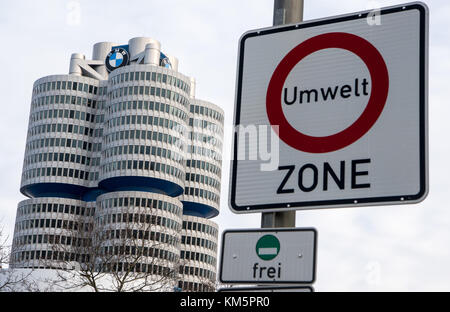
273 0 304 26
261 0 304 229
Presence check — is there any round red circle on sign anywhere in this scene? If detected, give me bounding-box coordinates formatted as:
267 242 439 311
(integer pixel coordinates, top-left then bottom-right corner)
266 32 389 153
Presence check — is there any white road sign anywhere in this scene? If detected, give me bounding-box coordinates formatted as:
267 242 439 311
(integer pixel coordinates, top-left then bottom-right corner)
219 228 317 284
229 2 429 213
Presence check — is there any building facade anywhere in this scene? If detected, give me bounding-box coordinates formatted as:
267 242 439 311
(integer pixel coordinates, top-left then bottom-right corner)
10 37 224 292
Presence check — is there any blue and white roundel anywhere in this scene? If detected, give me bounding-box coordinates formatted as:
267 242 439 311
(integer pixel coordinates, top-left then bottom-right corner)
109 52 123 67
105 47 130 72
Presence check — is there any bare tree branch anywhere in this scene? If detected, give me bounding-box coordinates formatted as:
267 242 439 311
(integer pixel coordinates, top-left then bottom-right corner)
49 208 182 292
0 222 42 292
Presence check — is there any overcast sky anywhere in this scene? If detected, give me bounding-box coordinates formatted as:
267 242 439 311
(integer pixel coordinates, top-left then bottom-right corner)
0 0 449 291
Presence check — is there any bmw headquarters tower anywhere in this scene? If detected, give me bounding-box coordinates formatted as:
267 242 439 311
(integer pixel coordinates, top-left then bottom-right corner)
9 37 224 292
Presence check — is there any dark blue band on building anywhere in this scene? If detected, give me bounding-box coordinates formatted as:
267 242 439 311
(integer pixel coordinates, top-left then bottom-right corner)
181 201 219 219
99 176 184 197
20 177 184 203
21 183 89 200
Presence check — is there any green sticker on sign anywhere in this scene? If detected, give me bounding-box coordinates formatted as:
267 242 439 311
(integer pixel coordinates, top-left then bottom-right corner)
256 234 280 261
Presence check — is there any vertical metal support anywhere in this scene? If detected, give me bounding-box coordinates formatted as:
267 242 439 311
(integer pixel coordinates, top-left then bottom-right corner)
261 210 296 228
273 0 304 26
261 0 304 229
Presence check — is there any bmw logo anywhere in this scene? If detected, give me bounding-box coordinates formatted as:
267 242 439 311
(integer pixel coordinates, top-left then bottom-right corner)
160 52 172 69
105 48 130 72
160 57 172 69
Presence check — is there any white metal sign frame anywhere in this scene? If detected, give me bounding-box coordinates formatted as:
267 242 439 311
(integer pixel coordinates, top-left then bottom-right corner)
229 2 428 214
219 228 317 284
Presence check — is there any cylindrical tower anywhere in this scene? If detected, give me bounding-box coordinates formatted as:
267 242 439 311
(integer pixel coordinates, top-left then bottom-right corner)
178 215 219 292
20 75 102 200
95 191 182 284
99 64 191 197
10 197 93 269
181 99 224 218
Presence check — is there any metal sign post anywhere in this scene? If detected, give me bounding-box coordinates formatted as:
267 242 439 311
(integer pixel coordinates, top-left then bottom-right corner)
261 0 304 229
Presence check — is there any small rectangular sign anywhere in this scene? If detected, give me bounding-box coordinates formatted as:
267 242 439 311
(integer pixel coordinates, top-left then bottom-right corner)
219 228 317 284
